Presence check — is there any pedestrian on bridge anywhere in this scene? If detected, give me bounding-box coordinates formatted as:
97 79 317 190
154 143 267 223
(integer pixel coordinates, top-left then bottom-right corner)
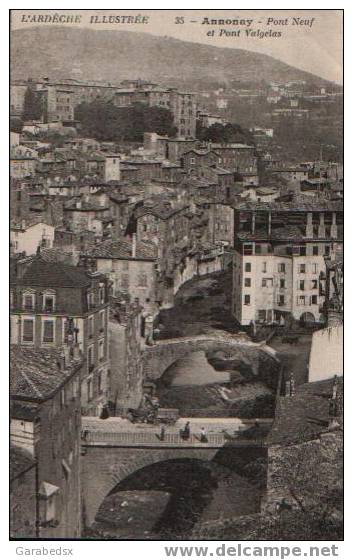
200 427 208 443
181 421 191 440
160 425 166 441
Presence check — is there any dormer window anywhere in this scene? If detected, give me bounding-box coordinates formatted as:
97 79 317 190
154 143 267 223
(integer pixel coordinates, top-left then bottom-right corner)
23 291 35 311
43 291 56 312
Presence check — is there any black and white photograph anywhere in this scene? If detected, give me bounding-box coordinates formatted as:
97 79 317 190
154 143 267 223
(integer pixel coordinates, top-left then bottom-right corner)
9 9 343 544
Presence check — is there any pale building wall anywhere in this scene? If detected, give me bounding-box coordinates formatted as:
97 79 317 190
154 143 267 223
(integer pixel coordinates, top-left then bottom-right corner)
308 323 343 382
10 223 55 255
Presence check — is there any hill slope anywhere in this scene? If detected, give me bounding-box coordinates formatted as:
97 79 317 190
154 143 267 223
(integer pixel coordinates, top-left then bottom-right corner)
11 27 330 88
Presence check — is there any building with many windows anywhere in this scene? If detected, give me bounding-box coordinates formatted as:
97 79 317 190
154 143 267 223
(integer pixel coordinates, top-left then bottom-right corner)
10 256 110 414
232 199 343 326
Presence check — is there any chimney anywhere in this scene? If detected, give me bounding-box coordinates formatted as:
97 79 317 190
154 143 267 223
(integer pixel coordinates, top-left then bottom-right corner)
132 233 137 258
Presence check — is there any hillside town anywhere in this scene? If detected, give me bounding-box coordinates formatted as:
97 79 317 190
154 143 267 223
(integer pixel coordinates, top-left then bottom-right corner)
10 74 343 541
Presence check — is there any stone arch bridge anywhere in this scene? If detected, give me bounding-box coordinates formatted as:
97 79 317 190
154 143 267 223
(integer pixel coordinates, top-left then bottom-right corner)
81 435 268 527
142 333 280 383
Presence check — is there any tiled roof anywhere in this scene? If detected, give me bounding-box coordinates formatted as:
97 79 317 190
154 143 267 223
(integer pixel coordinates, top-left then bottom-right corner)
135 201 189 220
267 377 343 445
11 257 92 288
234 197 343 212
10 346 82 402
10 445 36 481
83 238 157 261
64 200 109 212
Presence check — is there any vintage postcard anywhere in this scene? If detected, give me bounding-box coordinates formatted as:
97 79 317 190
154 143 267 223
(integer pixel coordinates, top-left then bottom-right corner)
10 9 343 544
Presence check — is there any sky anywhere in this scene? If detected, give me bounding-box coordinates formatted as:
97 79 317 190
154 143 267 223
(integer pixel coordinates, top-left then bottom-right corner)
11 10 343 84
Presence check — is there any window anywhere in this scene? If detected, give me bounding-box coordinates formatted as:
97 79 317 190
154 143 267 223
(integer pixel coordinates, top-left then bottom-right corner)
313 246 319 256
43 320 54 343
311 295 318 305
300 246 306 256
325 245 330 256
23 293 34 311
280 278 286 289
244 295 251 305
244 278 251 287
255 244 262 254
278 263 286 273
99 285 105 304
98 310 105 332
22 319 34 343
299 280 305 291
297 295 306 306
312 263 318 274
89 316 94 338
88 346 94 371
245 262 251 272
98 339 105 361
43 294 55 312
298 264 306 274
189 157 195 165
87 379 93 401
312 279 318 289
262 278 273 288
258 310 266 322
277 295 285 306
262 262 267 273
243 244 253 256
97 372 102 394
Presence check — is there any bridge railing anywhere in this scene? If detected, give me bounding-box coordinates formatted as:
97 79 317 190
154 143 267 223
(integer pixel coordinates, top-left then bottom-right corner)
81 430 266 447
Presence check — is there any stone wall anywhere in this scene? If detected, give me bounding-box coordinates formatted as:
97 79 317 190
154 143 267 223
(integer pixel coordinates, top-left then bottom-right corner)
308 324 343 382
10 464 37 538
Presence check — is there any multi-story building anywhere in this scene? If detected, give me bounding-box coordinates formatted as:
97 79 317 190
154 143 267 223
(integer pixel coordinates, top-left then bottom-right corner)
232 199 343 326
10 256 110 414
114 84 198 138
211 143 258 176
80 236 158 314
37 85 75 123
10 345 83 538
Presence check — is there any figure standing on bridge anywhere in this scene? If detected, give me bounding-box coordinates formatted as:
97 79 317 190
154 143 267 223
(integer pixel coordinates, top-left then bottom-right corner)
160 425 166 441
181 421 191 440
200 427 208 443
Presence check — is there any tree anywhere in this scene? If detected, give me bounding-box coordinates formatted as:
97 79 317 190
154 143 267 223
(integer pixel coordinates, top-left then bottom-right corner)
196 121 254 145
75 101 177 142
22 87 42 121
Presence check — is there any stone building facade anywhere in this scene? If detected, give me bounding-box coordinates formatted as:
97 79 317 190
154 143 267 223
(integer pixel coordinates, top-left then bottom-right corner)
10 346 83 538
10 256 110 414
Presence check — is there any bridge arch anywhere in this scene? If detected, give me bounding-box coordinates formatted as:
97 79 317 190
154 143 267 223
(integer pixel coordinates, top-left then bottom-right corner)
142 334 280 383
82 446 222 527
